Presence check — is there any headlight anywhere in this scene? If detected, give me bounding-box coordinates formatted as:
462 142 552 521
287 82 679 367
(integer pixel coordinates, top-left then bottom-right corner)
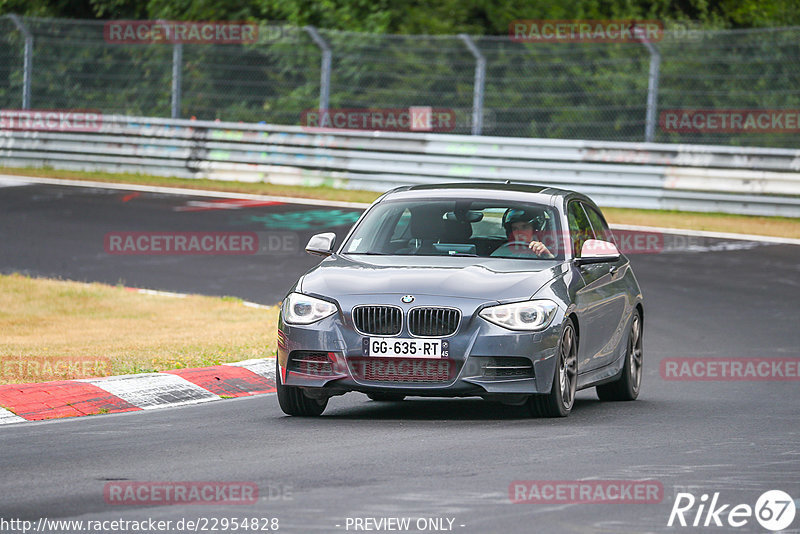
282 293 338 325
479 299 559 331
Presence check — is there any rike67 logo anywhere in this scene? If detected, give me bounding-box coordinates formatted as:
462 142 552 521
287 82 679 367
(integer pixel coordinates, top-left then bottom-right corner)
668 490 796 531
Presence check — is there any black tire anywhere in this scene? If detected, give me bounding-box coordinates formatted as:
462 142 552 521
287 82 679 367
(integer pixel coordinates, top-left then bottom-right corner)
276 361 327 416
367 393 406 402
528 317 578 418
596 309 642 401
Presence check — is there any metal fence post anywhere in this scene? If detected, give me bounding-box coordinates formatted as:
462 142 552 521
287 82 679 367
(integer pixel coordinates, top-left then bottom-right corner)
171 43 183 119
7 15 33 109
304 26 331 111
637 30 661 143
459 34 485 135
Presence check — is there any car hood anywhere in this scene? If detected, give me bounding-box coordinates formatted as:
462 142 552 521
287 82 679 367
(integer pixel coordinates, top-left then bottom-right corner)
299 254 565 302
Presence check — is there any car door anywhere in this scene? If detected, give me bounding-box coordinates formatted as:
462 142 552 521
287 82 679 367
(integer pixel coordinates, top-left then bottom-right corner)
583 203 632 366
569 201 627 372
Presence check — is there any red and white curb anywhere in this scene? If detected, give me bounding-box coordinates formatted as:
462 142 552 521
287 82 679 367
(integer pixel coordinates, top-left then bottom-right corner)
0 358 276 425
0 407 25 424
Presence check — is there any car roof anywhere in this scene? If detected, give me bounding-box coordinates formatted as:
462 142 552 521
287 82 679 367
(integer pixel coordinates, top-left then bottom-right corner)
378 182 595 208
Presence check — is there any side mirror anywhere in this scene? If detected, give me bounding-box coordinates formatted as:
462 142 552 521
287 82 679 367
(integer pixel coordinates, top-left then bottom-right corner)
575 239 620 265
305 233 336 257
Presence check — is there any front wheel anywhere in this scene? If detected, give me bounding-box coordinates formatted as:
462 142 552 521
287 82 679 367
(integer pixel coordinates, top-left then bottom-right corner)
596 309 642 401
528 317 578 418
276 362 328 416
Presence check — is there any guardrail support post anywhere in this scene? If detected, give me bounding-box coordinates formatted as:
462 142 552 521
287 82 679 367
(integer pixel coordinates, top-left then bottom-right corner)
8 15 33 109
638 31 661 143
459 34 485 135
171 43 183 119
304 26 331 111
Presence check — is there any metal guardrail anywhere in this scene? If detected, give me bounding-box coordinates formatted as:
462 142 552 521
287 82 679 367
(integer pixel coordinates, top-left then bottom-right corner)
1 115 799 217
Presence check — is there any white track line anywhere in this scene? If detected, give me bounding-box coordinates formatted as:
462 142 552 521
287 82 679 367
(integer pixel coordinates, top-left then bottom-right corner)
125 287 272 309
610 223 800 245
0 407 25 425
224 358 276 380
132 288 188 298
5 174 798 245
242 301 272 310
81 373 218 410
1 175 370 209
0 176 31 188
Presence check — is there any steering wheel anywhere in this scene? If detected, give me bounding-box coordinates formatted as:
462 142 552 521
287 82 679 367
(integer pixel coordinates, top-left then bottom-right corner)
493 241 554 258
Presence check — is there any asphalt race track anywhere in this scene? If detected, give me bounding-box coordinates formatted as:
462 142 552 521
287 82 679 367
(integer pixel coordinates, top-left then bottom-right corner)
1 179 799 533
0 180 364 303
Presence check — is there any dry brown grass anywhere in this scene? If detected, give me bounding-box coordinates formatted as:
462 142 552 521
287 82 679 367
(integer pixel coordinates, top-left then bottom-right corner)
602 207 800 239
0 274 278 384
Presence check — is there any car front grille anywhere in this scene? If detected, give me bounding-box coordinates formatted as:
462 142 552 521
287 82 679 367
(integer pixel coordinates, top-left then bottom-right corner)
347 357 456 383
408 307 460 337
352 306 402 335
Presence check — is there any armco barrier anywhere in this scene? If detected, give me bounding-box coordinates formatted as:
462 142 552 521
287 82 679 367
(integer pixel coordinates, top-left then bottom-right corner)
1 115 798 216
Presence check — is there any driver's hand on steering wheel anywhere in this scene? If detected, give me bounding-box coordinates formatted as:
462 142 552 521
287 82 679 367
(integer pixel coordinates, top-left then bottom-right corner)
528 240 552 256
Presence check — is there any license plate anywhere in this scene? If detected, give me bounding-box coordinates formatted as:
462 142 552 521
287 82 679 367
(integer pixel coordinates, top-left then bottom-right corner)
362 338 449 358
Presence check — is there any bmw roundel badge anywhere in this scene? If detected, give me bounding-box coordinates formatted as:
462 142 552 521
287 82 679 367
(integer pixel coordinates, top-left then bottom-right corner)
401 295 415 303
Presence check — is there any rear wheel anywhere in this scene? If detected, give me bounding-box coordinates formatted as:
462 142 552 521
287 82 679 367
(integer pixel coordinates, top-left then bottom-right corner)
276 362 327 416
528 318 577 418
596 309 642 401
367 393 406 402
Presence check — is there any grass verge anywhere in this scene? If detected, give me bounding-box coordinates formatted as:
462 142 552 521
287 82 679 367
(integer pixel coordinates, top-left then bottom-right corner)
0 273 278 385
2 166 798 238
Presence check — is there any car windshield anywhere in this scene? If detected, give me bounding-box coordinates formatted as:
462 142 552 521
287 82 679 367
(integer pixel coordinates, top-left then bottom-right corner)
341 198 565 260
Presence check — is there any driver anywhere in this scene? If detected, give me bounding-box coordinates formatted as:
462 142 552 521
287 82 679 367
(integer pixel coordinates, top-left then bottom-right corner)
495 208 553 257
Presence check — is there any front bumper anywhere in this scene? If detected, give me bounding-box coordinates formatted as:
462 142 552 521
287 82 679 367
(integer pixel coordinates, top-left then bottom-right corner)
278 297 565 398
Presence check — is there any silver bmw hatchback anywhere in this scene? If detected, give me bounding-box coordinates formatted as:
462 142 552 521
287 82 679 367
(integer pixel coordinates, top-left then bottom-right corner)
276 183 644 417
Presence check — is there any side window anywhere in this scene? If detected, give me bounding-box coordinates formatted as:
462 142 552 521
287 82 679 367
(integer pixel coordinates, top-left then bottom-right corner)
567 201 595 257
583 204 612 243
